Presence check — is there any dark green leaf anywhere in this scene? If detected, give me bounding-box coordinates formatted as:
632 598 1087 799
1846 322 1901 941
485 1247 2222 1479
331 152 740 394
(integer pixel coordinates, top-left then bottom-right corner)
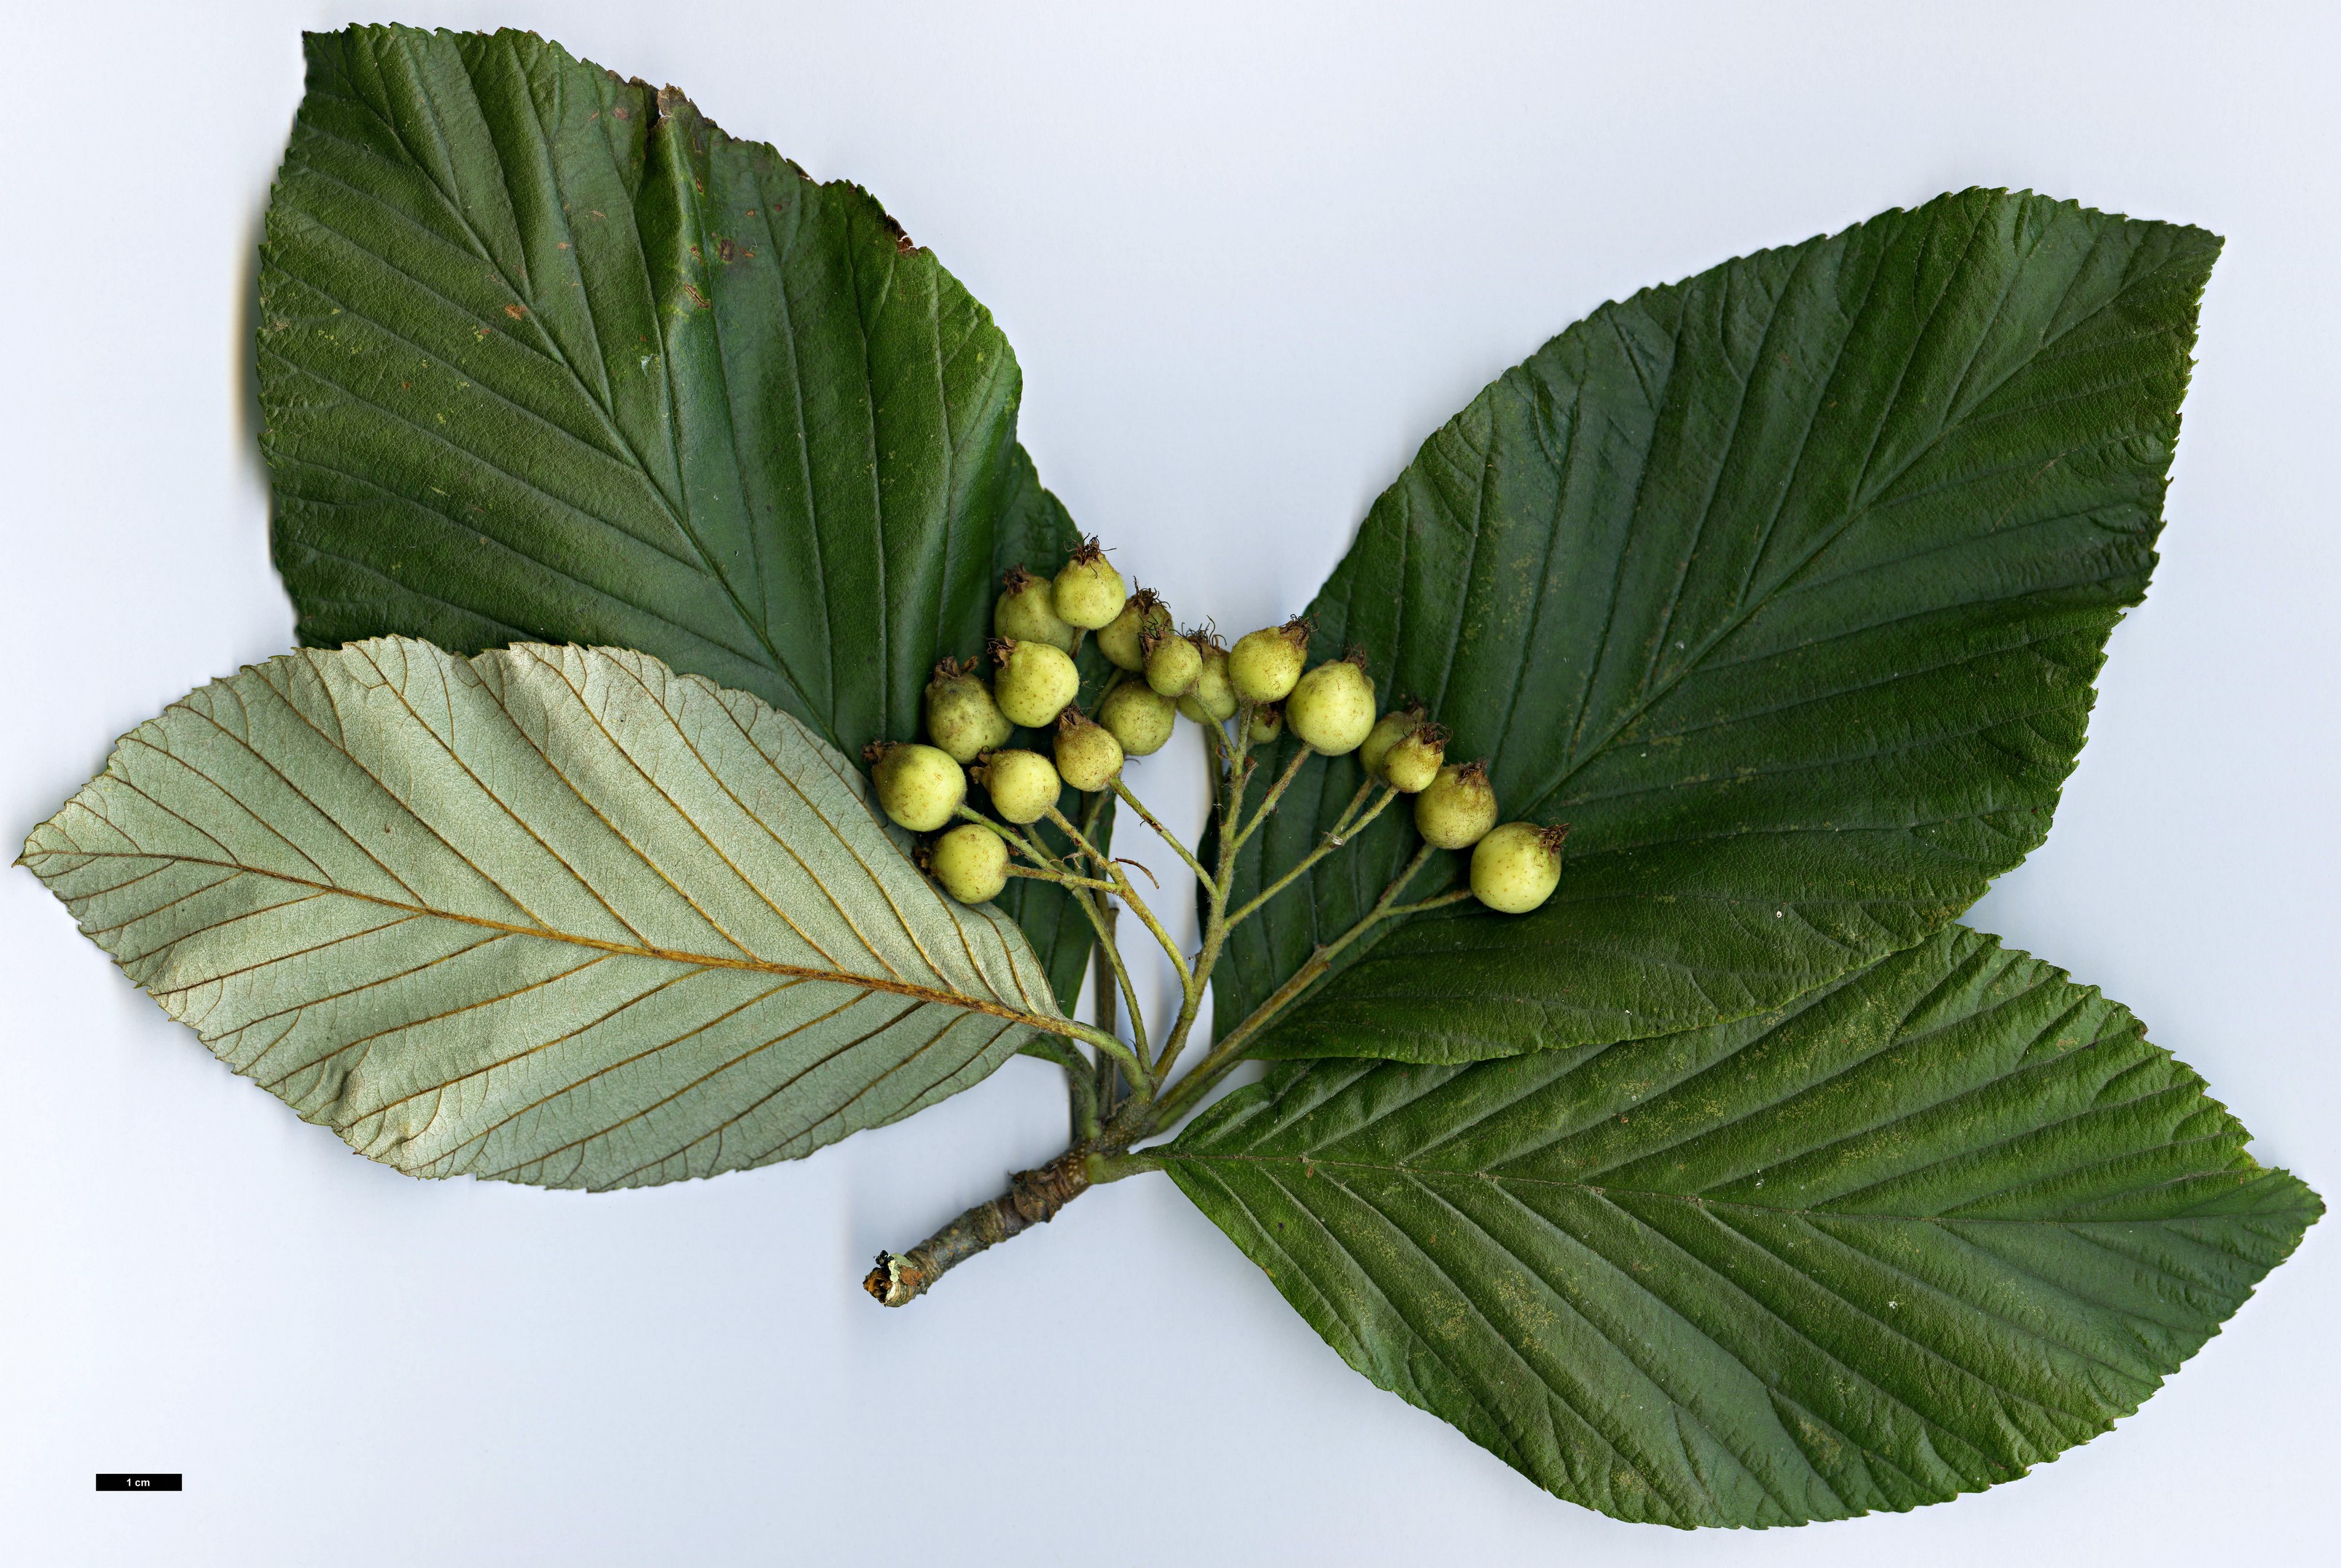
256 24 1097 1005
1217 189 2216 1061
1164 926 2318 1527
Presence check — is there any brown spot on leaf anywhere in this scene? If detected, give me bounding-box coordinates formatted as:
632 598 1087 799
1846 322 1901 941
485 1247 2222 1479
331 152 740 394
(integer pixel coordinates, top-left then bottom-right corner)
683 282 710 310
503 304 527 321
715 238 738 263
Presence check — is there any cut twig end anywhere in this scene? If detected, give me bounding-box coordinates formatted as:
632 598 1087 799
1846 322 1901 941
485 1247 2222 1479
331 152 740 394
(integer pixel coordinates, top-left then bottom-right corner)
864 1252 925 1308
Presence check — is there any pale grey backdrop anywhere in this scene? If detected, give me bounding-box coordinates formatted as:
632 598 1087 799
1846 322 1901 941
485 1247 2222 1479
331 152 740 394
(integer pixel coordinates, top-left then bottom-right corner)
2 2 2332 1563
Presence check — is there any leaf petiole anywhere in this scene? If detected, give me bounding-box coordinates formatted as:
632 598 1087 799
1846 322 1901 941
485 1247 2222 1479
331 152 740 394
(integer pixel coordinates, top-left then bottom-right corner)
1048 1016 1151 1093
1019 1034 1101 1142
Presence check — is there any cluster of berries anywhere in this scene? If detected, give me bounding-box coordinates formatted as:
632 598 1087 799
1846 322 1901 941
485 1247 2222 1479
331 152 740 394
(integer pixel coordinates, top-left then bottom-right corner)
864 539 1569 917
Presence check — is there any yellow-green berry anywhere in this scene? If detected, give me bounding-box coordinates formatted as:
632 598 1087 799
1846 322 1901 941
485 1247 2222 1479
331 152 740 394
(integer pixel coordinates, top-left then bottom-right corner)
1413 760 1498 850
1144 628 1203 698
1285 654 1376 755
1381 722 1448 794
930 822 1011 904
992 638 1081 729
922 657 1013 764
995 566 1078 653
1051 537 1126 630
1359 703 1424 780
1175 636 1237 723
974 748 1061 826
1100 682 1177 757
1228 618 1311 705
1247 701 1284 746
1097 588 1171 673
1054 708 1126 793
867 742 966 834
1470 822 1570 914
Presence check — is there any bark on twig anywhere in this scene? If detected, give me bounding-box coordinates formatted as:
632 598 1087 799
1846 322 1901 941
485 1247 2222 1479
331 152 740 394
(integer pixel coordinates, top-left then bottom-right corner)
863 1150 1092 1307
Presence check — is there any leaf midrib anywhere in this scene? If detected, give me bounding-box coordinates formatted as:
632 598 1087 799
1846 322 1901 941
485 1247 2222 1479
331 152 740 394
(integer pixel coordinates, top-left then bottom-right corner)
1156 1150 2266 1226
30 849 1055 1032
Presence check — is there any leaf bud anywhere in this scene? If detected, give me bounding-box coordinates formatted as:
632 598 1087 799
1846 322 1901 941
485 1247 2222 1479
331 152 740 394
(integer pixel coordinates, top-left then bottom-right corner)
1051 537 1127 630
922 657 1013 764
994 565 1078 652
1285 649 1376 756
1099 681 1177 757
1054 707 1126 793
1174 634 1238 724
1413 759 1498 850
1470 822 1570 914
1228 616 1311 705
866 741 966 834
929 821 1011 904
1097 587 1172 673
990 638 1081 729
1143 626 1204 698
970 748 1061 826
1380 722 1448 794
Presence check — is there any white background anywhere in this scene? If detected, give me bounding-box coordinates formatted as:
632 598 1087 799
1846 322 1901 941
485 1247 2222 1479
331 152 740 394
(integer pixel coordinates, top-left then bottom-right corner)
2 2 2334 1562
